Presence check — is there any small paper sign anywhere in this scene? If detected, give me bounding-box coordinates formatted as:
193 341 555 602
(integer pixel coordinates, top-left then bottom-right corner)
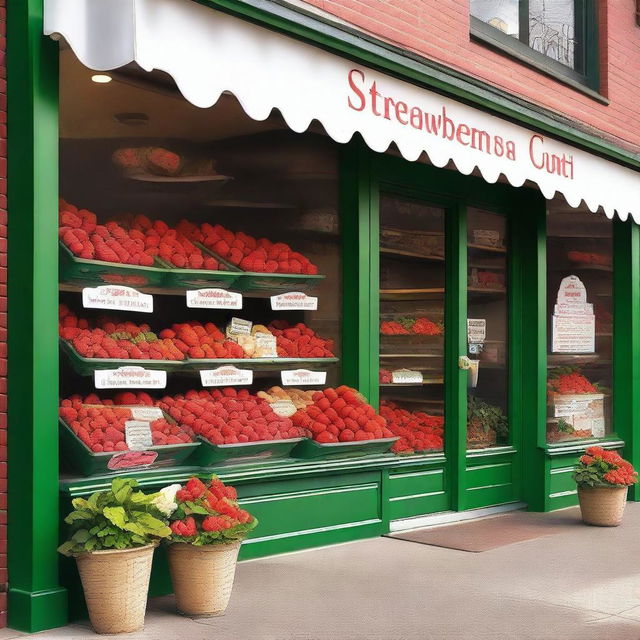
200 366 253 387
186 288 242 309
467 319 486 344
473 229 500 247
125 420 153 450
554 398 591 418
281 369 327 386
94 366 167 389
270 399 297 417
391 369 424 384
270 291 318 311
130 407 164 421
107 451 158 470
82 285 153 313
552 276 595 353
227 317 252 338
255 333 278 358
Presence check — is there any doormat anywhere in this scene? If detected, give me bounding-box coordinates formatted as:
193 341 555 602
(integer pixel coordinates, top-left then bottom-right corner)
385 509 581 552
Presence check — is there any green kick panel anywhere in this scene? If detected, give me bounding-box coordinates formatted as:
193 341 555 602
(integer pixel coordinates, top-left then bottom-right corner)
546 452 580 510
386 466 449 520
464 458 515 510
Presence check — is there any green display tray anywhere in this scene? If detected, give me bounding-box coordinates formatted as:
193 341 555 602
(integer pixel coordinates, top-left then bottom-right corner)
163 242 242 289
59 241 169 288
193 436 304 466
234 272 326 293
59 420 200 476
60 339 185 376
290 437 399 459
186 357 339 371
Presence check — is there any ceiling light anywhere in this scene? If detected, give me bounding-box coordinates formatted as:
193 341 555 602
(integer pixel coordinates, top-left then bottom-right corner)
91 74 112 84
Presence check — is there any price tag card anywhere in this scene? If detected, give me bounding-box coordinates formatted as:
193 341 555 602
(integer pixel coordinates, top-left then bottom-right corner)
281 369 327 386
94 367 167 389
391 369 424 384
186 288 242 309
255 333 278 358
467 319 486 344
226 317 252 338
130 407 164 421
554 398 591 418
125 420 154 450
82 285 153 313
270 291 318 311
200 366 253 387
270 399 298 417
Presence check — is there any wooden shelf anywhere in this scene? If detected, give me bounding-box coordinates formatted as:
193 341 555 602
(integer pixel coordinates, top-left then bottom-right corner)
380 247 445 263
468 286 506 294
380 288 444 300
379 353 442 359
468 243 506 254
547 354 611 367
554 263 612 273
380 379 444 387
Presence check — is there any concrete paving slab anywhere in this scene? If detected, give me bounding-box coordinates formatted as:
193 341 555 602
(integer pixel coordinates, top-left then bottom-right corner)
17 503 640 639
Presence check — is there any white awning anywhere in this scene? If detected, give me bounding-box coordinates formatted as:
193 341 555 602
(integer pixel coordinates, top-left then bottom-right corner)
45 0 640 222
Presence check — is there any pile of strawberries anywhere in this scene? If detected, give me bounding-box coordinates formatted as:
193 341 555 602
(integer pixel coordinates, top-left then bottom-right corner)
59 398 195 453
157 388 305 445
475 271 505 288
292 386 394 444
379 369 392 383
59 306 185 360
159 322 245 359
177 219 318 274
548 369 599 395
268 321 335 358
380 317 442 336
380 400 444 454
567 251 612 266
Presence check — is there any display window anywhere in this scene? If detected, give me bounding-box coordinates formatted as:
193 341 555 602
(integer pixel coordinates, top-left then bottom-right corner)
546 206 613 444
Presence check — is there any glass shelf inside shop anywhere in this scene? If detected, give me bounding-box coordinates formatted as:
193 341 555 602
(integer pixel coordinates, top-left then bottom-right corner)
378 195 445 454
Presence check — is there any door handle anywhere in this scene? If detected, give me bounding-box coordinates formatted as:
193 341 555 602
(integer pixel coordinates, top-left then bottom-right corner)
458 356 472 370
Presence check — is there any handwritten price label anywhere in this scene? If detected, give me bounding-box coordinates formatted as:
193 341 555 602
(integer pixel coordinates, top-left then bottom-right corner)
200 366 253 387
271 291 318 311
130 407 164 421
94 366 167 389
281 369 327 386
125 420 154 450
391 369 424 385
82 285 153 313
186 288 242 309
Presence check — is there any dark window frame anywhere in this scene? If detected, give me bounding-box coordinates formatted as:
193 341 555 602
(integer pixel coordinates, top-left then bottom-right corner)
470 0 600 94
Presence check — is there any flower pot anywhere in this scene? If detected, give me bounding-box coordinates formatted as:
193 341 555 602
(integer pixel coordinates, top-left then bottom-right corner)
74 543 156 634
577 485 628 527
168 541 241 617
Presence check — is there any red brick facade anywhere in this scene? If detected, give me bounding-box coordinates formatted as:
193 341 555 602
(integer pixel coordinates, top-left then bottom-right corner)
0 0 6 629
302 0 640 154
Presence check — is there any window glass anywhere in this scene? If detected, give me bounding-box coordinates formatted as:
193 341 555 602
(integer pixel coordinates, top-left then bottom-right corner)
546 208 612 444
470 0 520 37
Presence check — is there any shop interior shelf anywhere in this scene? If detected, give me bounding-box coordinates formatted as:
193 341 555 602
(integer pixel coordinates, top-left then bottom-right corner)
380 379 444 387
290 436 398 459
59 242 169 289
467 243 507 253
60 340 339 375
203 198 296 209
379 353 442 358
380 247 445 262
233 272 326 293
380 288 444 300
192 436 304 466
59 420 200 477
127 173 233 184
547 354 611 367
468 286 506 294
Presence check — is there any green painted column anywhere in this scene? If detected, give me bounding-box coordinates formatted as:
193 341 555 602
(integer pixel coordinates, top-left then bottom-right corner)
7 0 68 632
613 220 640 501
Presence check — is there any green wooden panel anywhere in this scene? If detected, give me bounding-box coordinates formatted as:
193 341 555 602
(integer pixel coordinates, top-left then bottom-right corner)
388 492 450 520
465 461 512 489
547 492 578 510
239 483 381 538
549 467 577 495
549 453 580 470
465 485 515 510
387 468 445 499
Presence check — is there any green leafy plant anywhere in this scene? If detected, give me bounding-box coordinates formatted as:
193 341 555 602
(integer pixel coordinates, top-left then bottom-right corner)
58 477 172 556
556 418 574 434
168 476 258 546
573 447 638 488
467 395 508 439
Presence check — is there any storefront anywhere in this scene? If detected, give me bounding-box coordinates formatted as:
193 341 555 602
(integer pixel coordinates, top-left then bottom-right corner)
7 0 640 632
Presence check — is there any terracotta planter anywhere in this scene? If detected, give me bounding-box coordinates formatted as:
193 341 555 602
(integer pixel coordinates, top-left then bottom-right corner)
168 541 241 617
75 543 156 634
577 485 628 527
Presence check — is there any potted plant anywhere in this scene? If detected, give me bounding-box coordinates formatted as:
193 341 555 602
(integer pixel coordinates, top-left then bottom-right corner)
58 477 172 634
466 395 508 449
164 475 257 617
573 446 638 526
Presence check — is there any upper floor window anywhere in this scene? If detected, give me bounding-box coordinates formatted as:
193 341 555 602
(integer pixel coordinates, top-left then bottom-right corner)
470 1 599 93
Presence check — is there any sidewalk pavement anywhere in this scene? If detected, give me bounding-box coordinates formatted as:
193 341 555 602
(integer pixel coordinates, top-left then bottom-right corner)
4 504 640 640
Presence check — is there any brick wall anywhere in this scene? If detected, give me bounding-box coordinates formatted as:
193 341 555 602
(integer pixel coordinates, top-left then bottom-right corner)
0 0 6 629
302 0 640 154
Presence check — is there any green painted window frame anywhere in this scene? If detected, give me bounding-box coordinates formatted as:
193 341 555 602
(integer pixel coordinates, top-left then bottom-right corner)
470 0 601 96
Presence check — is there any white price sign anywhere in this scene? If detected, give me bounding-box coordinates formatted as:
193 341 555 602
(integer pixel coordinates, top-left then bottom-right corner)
200 366 253 387
82 285 153 313
94 366 167 389
270 291 318 311
125 420 154 450
281 369 327 386
391 369 424 384
186 288 242 309
467 319 486 344
130 407 164 421
270 399 298 417
255 333 278 358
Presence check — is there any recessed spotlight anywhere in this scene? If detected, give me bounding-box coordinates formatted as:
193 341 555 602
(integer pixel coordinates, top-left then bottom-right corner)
91 74 112 84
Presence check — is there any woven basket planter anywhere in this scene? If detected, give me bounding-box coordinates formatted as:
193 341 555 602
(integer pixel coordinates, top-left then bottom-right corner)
75 543 156 634
577 485 628 527
168 541 241 617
